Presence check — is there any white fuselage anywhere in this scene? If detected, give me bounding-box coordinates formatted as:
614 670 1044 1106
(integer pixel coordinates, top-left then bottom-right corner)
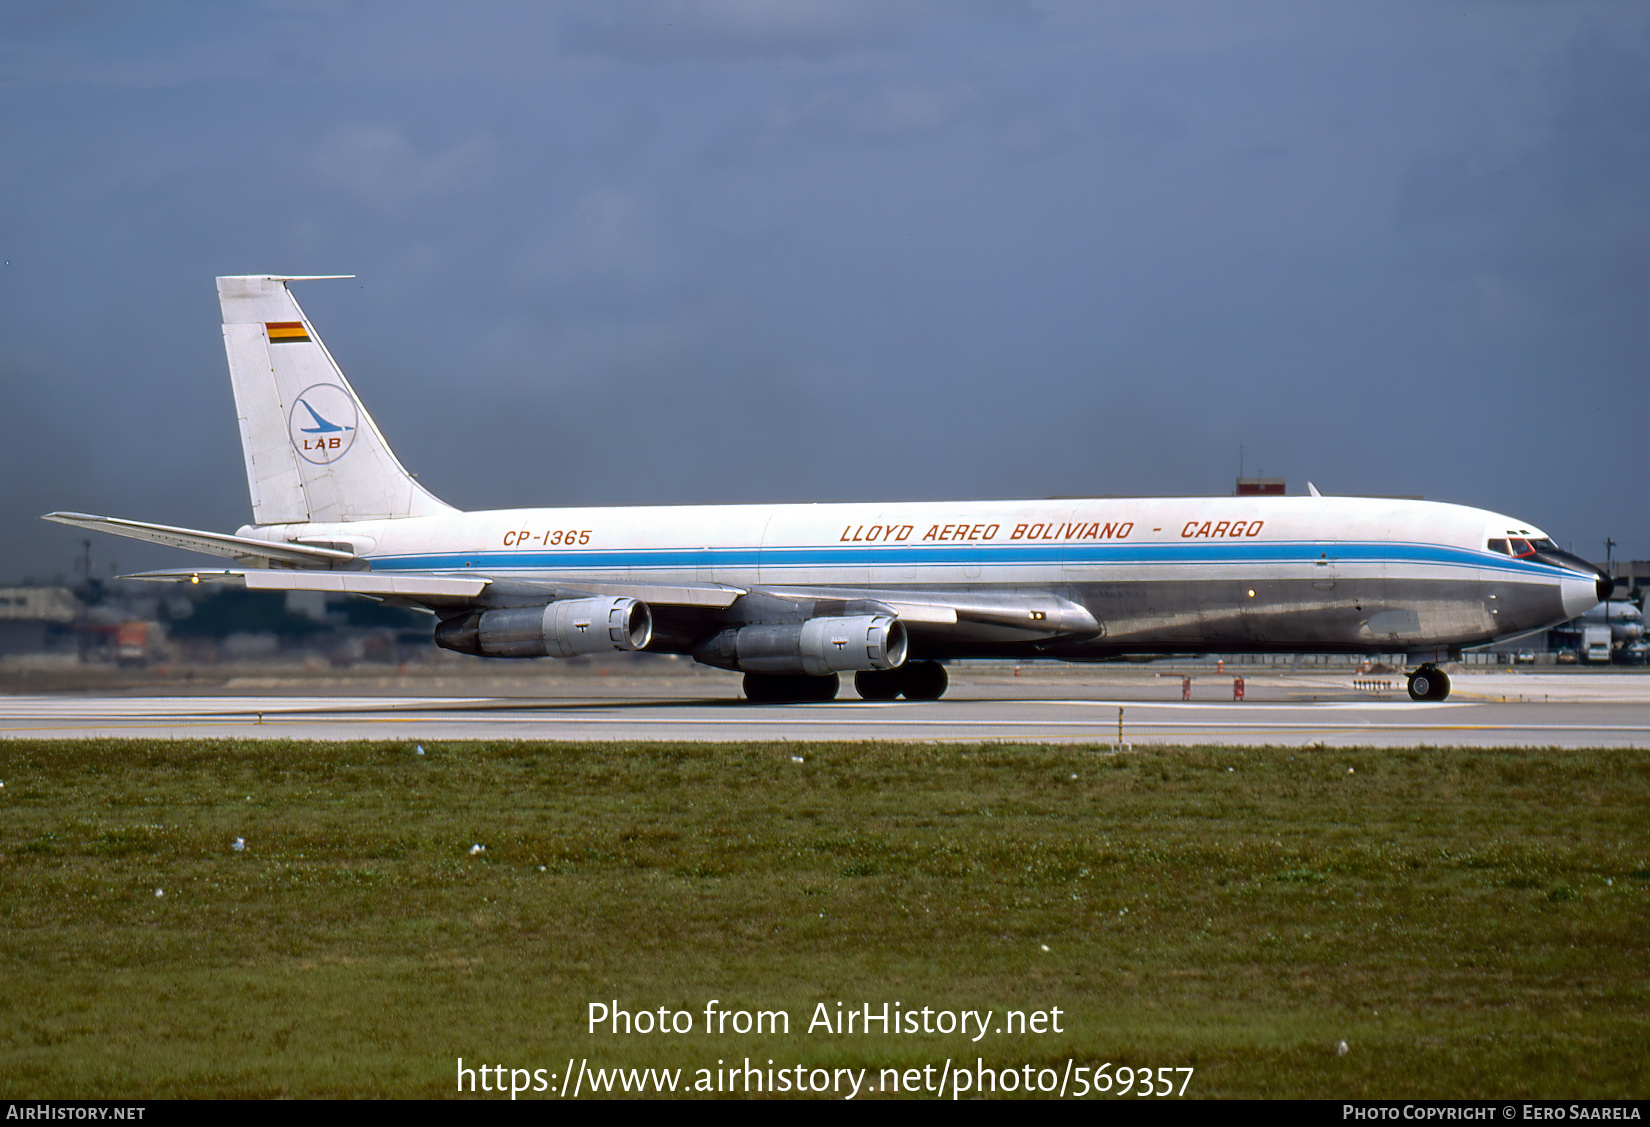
245 494 1602 659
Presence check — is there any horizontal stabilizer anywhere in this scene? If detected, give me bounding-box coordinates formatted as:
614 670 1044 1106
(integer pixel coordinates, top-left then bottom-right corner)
124 568 489 600
43 512 353 567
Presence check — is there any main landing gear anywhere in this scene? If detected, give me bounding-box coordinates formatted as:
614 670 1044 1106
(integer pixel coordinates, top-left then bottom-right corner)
854 661 948 701
740 661 951 703
742 672 840 703
1407 664 1451 702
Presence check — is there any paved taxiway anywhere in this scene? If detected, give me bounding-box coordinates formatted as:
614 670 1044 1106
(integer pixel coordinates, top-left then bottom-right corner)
4 669 1650 746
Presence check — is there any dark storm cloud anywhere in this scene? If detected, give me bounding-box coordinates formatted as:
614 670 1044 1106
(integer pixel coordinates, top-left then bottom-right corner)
1401 25 1650 329
3 2 1649 581
1388 24 1650 546
560 0 1038 63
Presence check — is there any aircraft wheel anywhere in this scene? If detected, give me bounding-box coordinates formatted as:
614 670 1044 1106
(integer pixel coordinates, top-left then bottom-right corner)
900 661 949 701
806 673 842 702
854 668 904 701
1407 665 1450 702
742 673 778 702
743 672 840 703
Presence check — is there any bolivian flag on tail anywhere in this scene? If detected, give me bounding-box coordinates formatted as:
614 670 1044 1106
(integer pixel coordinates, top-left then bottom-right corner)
265 321 310 344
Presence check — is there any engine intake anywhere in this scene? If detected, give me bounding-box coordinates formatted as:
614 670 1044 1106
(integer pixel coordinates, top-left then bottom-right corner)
695 614 908 675
435 597 652 658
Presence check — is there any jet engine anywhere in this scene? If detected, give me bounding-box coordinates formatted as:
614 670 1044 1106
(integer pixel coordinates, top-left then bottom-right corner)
694 614 907 675
434 597 652 658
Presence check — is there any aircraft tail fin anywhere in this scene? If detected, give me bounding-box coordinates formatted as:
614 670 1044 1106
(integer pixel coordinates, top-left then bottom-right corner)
216 275 455 525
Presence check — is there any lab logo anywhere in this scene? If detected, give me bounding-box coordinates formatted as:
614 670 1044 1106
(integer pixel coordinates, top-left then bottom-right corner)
288 384 358 464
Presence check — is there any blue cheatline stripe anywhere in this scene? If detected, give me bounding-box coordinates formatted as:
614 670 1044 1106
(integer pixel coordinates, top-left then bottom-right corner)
365 540 1573 580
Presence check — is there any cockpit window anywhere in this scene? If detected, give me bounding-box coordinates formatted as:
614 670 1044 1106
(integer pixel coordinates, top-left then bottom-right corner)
1489 536 1555 557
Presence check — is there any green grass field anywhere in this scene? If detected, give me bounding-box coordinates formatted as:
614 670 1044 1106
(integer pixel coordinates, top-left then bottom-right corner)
1 738 1645 1099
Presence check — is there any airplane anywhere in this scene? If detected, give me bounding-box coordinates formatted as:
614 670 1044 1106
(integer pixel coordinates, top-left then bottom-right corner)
1574 599 1644 644
45 275 1611 704
1548 597 1645 655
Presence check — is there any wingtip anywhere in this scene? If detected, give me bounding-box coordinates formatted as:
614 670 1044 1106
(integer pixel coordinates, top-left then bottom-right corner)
216 274 355 283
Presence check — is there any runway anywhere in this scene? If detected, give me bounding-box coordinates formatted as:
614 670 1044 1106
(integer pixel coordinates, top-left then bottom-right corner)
4 670 1650 745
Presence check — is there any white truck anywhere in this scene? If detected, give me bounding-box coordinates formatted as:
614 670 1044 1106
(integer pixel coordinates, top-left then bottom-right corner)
1582 623 1613 663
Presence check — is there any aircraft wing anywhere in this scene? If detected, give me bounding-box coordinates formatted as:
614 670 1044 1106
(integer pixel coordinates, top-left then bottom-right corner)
124 567 491 601
498 579 745 608
123 568 745 609
745 585 1100 638
43 512 352 567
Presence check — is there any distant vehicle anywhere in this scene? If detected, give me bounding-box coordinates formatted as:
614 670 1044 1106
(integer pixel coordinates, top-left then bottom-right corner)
1514 649 1536 664
1581 624 1613 663
1616 641 1649 666
1556 648 1579 664
114 621 151 667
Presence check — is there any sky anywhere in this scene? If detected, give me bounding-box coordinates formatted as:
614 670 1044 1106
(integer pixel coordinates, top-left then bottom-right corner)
2 1 1648 582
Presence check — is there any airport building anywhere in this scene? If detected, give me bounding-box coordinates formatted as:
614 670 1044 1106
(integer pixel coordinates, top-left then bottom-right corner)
1603 559 1650 602
0 587 81 658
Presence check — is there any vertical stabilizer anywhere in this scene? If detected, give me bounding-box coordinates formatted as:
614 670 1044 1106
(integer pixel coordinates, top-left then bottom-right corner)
217 275 454 524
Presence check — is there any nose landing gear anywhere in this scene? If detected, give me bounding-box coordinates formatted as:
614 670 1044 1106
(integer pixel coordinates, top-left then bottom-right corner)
1407 664 1451 701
